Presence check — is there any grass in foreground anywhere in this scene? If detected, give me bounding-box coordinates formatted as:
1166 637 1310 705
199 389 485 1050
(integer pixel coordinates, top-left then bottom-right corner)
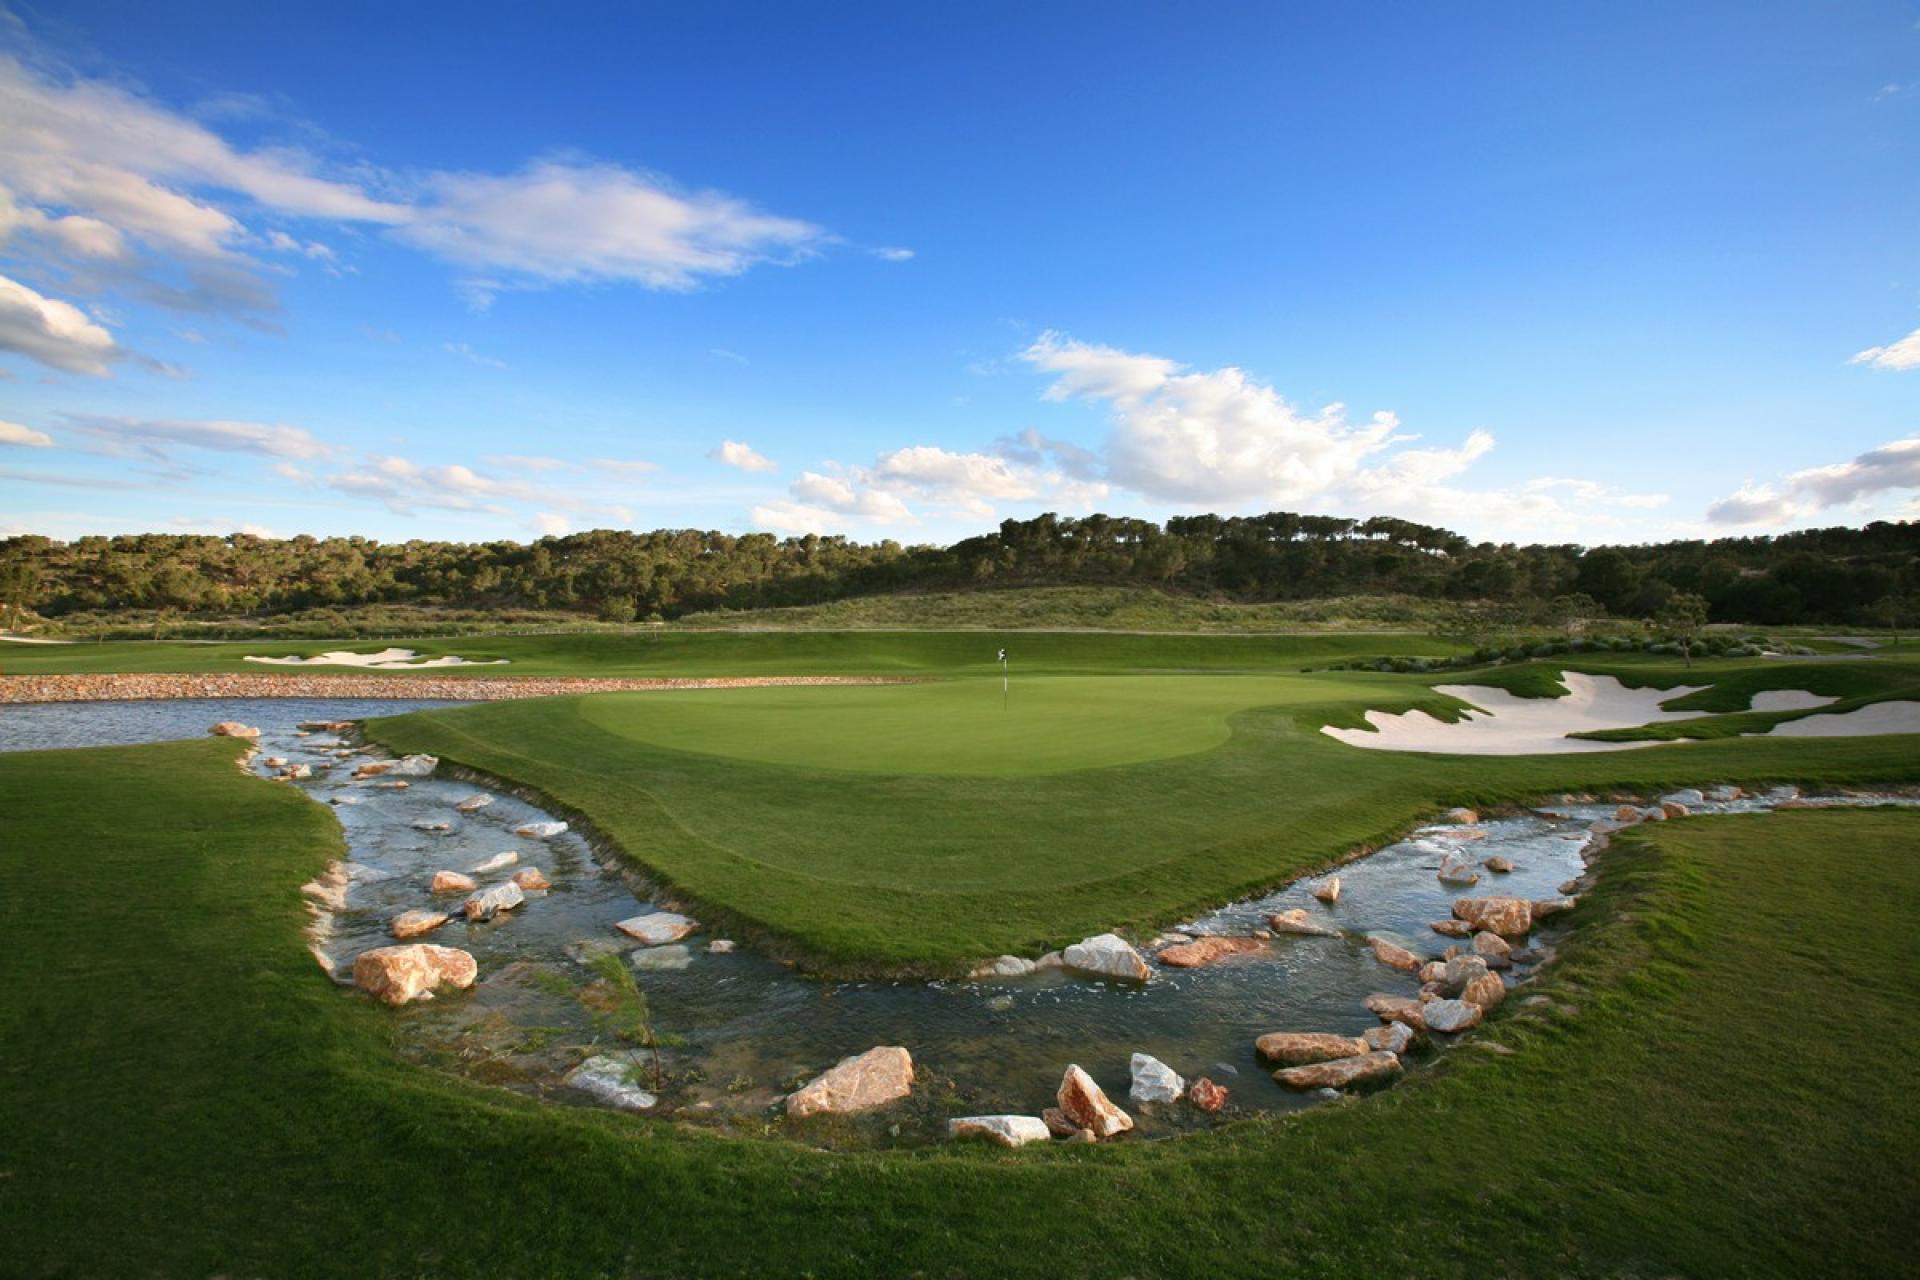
370 659 1920 971
2 740 1915 1278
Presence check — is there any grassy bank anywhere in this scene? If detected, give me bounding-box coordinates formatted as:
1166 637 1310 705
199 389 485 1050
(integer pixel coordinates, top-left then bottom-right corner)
369 660 1920 972
3 739 1915 1277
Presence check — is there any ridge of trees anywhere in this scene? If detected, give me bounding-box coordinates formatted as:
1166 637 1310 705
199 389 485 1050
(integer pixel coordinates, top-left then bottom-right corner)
1 511 1915 628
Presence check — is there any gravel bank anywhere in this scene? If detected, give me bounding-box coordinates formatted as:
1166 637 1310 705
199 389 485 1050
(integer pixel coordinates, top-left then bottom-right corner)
0 673 918 705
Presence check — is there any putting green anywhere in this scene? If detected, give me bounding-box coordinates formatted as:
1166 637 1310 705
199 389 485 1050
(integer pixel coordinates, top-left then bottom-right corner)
574 675 1359 775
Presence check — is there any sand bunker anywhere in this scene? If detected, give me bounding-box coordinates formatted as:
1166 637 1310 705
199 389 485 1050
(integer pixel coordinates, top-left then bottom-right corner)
1760 701 1920 738
1322 671 1709 756
244 647 508 669
1749 690 1839 712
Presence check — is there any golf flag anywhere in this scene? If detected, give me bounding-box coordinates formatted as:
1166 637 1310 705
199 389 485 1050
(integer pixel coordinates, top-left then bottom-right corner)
998 647 1008 707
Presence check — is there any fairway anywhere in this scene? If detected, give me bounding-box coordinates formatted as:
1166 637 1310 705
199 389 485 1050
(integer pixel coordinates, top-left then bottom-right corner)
575 675 1348 774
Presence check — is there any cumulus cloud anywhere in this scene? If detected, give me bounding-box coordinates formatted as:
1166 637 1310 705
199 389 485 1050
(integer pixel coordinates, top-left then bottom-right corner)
1004 332 1680 539
1849 327 1920 372
710 439 777 472
750 439 1111 536
1023 332 1414 505
0 419 53 446
0 272 121 373
1706 436 1920 526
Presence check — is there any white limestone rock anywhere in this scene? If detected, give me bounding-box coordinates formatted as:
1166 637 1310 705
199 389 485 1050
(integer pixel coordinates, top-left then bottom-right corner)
1128 1052 1186 1104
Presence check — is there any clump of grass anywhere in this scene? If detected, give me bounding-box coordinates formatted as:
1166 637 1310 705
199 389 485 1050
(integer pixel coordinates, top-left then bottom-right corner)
583 951 663 1092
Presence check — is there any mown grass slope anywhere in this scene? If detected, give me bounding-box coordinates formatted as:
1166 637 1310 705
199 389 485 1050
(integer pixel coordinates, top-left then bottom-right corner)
3 740 1914 1278
371 660 1920 971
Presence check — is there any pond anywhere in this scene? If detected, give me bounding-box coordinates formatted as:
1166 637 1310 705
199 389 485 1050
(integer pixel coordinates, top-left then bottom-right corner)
7 696 1906 1146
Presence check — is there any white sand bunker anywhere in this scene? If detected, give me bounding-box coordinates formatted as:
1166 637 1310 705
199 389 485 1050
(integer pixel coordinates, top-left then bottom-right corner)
1759 701 1920 738
1748 690 1839 712
244 647 508 669
1323 671 1709 756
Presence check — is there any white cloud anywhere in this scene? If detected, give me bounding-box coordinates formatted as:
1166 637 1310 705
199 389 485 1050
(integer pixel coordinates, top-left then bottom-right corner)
1705 484 1800 527
441 341 507 369
393 159 825 293
1849 327 1920 371
871 246 914 262
591 458 659 477
322 451 637 523
749 499 852 535
1023 332 1414 505
528 512 570 536
0 272 121 374
56 412 334 461
710 439 777 472
870 445 1039 516
1706 436 1920 525
790 469 915 521
0 419 53 446
0 39 848 330
1009 331 1682 539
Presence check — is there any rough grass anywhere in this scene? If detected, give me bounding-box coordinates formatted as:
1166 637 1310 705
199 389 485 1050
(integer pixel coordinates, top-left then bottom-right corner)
369 659 1920 973
3 740 1915 1278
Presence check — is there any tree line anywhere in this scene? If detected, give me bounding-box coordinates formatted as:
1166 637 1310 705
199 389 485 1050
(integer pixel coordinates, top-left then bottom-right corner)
0 512 1915 628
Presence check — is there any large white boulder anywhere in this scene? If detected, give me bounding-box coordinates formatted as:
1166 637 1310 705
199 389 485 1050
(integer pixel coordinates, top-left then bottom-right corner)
1057 1064 1133 1138
629 944 693 972
969 954 1037 979
1421 999 1485 1033
515 820 569 840
1267 909 1342 938
463 881 525 921
785 1046 914 1118
947 1115 1052 1147
1061 933 1151 982
1128 1052 1186 1104
351 944 477 1006
614 911 699 946
566 1055 657 1110
470 850 519 875
387 754 439 777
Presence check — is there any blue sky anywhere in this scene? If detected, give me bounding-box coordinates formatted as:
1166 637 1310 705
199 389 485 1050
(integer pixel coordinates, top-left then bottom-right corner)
1 0 1917 546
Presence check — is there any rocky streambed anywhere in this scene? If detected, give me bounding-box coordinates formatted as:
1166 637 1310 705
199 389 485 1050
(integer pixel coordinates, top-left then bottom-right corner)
7 696 1913 1150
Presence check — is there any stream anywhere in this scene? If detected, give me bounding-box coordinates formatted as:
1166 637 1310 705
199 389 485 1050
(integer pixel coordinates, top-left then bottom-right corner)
6 696 1911 1146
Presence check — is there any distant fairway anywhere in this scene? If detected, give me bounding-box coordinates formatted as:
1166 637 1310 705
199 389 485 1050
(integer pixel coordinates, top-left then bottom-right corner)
575 675 1345 774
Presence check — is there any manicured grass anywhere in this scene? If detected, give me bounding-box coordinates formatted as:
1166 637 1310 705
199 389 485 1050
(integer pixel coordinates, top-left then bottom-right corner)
0 627 1462 678
4 741 1915 1277
371 659 1920 972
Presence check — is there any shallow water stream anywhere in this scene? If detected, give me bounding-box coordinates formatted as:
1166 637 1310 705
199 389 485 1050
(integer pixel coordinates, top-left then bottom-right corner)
6 696 1910 1146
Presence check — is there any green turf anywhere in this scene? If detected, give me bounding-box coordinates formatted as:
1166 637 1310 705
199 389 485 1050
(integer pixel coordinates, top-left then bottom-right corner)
370 658 1920 972
4 741 1916 1277
0 628 1461 678
574 675 1354 774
